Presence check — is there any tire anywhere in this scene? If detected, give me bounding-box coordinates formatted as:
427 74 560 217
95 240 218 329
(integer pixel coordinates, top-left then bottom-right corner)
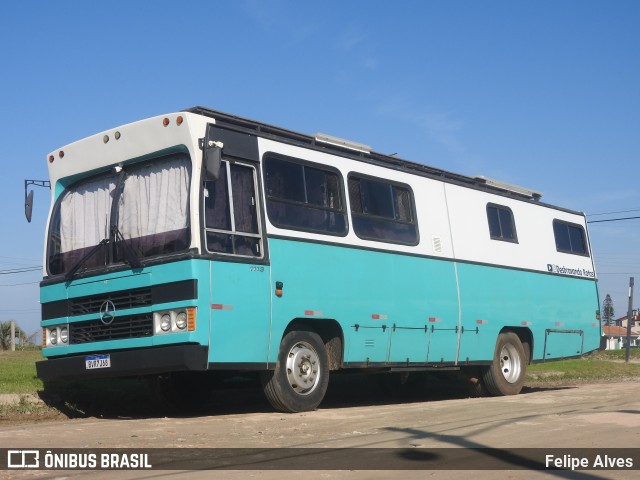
462 368 489 397
261 327 330 413
482 332 526 396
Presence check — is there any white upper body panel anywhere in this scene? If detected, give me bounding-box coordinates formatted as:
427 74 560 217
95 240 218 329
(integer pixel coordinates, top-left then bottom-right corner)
257 136 595 279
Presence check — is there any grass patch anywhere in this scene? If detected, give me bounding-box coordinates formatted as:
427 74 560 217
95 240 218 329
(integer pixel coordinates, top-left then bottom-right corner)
0 350 164 419
0 350 44 394
586 348 640 361
526 356 640 384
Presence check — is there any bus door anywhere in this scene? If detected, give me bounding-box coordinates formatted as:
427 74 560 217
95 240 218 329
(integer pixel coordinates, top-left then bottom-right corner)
203 159 271 365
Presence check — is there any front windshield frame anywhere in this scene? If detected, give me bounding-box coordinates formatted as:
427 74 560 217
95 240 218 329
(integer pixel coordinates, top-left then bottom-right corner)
46 152 192 277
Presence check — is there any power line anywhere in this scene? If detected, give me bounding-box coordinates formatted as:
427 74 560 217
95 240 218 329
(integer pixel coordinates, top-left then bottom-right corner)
598 272 640 275
0 266 41 275
587 216 640 224
0 308 41 315
587 208 640 217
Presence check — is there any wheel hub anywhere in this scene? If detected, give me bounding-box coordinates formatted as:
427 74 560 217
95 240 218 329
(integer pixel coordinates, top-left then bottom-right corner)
286 341 321 395
499 343 522 384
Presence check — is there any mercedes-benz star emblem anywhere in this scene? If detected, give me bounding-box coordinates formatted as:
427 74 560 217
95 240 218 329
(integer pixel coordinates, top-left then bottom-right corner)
99 300 116 325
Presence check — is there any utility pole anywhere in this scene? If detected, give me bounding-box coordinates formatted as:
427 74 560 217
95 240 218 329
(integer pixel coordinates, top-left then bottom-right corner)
10 320 15 352
626 277 634 363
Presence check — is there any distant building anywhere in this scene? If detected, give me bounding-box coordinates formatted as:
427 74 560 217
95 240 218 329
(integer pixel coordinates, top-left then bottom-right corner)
608 311 640 328
601 325 639 350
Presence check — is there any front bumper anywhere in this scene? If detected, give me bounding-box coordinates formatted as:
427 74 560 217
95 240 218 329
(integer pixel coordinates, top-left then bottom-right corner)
36 344 208 382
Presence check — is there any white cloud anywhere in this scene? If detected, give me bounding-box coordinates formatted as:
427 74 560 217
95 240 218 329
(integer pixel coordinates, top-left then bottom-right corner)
417 112 465 156
376 96 466 157
335 26 379 71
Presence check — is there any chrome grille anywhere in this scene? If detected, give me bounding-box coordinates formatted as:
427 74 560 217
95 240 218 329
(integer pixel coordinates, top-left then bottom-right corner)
69 288 152 316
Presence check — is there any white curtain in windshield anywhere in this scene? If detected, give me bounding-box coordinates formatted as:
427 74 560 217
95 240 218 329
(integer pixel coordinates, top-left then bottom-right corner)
60 177 116 253
118 155 191 242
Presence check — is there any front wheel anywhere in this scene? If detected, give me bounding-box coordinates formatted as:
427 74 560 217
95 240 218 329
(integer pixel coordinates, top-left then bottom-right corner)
482 332 526 396
261 327 329 413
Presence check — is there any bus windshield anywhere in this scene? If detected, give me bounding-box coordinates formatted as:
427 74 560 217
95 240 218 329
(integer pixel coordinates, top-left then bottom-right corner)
47 153 192 276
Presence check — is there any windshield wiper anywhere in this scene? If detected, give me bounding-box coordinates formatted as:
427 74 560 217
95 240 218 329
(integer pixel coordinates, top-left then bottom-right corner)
111 225 142 269
64 238 110 281
63 227 141 281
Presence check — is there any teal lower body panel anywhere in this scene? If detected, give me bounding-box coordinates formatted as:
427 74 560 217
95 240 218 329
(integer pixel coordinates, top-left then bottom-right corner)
267 238 600 366
389 327 428 363
268 239 460 366
455 263 600 361
208 261 271 364
39 244 600 376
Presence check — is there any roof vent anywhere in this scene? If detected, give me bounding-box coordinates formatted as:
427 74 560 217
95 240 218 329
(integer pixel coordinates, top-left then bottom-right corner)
475 175 543 201
314 133 371 154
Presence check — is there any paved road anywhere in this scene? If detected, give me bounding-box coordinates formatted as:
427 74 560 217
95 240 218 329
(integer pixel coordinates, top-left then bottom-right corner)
1 378 639 479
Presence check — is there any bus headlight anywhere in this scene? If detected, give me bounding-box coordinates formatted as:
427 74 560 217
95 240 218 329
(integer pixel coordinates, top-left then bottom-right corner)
154 308 196 335
175 312 188 330
45 325 70 347
160 314 172 332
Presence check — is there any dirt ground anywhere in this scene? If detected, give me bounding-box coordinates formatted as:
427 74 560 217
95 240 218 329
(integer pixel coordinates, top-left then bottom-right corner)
1 376 639 479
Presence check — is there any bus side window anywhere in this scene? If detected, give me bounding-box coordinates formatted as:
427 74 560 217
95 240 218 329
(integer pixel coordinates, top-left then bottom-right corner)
348 174 418 246
263 155 347 236
553 219 588 256
486 203 518 243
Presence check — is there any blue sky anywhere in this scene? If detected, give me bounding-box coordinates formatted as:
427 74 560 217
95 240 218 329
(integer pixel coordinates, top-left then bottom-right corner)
1 0 639 336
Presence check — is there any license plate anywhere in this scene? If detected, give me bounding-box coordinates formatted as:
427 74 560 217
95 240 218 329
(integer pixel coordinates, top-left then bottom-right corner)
85 354 111 370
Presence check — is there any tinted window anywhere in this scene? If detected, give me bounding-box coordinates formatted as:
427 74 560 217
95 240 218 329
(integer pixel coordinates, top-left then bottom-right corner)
264 155 347 236
553 220 588 255
487 204 517 242
204 161 262 257
348 175 418 245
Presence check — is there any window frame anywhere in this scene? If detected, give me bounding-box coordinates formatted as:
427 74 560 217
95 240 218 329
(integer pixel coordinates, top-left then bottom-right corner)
552 219 590 257
486 203 519 244
202 159 265 259
262 153 349 237
347 172 420 246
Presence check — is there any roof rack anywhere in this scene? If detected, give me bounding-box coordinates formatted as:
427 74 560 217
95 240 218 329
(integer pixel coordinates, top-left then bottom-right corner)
185 106 543 202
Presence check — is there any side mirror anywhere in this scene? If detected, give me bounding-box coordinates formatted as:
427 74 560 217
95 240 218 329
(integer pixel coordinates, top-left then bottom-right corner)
24 179 51 223
25 190 34 223
203 124 223 180
203 140 223 180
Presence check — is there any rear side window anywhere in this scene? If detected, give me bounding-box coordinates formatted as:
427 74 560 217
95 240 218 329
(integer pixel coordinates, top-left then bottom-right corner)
263 155 347 236
486 203 518 243
553 220 588 256
348 174 418 245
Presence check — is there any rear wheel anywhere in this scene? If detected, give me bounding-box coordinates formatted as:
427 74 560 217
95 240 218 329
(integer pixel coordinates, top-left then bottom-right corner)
482 332 526 396
261 327 329 413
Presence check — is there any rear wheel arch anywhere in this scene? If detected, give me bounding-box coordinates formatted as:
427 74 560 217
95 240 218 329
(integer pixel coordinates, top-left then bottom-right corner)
501 326 533 364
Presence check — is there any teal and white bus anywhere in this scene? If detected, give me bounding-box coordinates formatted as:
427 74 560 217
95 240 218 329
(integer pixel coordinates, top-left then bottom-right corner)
34 107 601 412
